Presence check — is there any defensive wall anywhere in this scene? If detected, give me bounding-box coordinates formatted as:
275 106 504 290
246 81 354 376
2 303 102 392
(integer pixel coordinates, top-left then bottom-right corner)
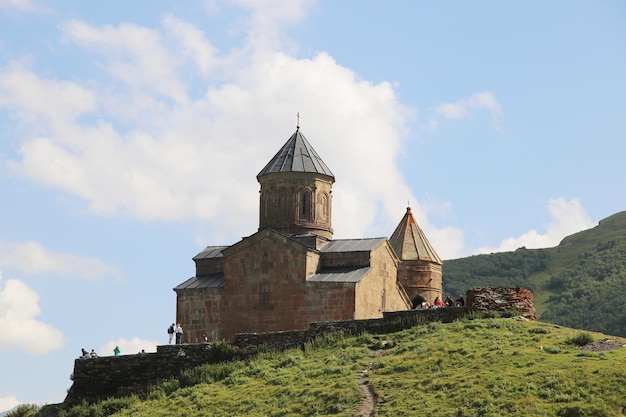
65 286 535 403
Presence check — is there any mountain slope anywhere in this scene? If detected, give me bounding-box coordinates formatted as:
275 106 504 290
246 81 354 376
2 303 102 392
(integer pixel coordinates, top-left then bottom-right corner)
443 211 626 337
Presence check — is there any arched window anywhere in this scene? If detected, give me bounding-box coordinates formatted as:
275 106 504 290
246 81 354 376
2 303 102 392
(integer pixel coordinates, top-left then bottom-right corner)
320 193 328 220
298 189 312 220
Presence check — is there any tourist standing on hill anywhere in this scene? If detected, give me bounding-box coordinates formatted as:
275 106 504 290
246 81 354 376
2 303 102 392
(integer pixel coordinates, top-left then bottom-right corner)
445 295 455 307
434 296 444 307
456 296 465 306
167 323 175 344
114 346 120 356
175 323 183 344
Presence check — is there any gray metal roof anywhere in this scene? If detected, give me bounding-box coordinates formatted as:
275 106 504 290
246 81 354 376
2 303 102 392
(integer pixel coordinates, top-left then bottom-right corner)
257 128 334 178
174 273 224 290
320 238 386 253
308 266 371 283
193 246 228 260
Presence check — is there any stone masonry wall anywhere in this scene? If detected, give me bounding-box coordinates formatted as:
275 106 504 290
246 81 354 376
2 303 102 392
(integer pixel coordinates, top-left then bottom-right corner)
65 287 534 404
466 286 536 320
221 230 314 340
66 344 217 403
176 287 223 344
232 307 469 352
353 243 412 316
397 261 443 305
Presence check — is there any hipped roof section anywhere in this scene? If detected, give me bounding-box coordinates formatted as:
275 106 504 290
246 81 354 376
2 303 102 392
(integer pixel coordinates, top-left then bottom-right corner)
257 128 334 179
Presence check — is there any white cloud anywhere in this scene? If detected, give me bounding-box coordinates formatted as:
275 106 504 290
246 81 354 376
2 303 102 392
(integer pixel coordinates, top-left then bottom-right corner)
2 15 424 243
0 240 119 280
0 271 65 355
427 224 465 260
0 396 20 414
476 198 595 254
230 0 312 50
99 337 159 357
0 4 468 255
0 62 97 132
162 14 219 77
0 0 35 11
61 20 188 103
202 0 220 15
435 91 502 125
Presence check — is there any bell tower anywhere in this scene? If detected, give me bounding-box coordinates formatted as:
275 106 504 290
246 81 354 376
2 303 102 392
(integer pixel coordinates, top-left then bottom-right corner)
389 207 443 306
257 127 334 239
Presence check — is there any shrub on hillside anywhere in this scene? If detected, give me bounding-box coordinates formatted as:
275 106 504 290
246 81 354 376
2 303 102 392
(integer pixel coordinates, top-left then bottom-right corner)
6 404 40 417
564 332 594 346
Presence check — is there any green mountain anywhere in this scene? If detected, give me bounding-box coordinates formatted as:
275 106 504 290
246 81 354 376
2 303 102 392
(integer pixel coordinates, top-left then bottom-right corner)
442 211 626 337
22 318 626 417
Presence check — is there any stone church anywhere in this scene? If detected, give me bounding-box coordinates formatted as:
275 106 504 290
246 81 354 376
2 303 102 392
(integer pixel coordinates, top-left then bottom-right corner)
174 127 443 342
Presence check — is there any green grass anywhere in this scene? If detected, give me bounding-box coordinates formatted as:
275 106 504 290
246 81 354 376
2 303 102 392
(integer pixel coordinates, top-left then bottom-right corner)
366 319 625 416
32 319 626 417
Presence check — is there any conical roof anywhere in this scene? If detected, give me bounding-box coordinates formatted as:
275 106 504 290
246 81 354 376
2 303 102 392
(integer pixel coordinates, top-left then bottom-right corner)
257 128 334 178
389 207 442 264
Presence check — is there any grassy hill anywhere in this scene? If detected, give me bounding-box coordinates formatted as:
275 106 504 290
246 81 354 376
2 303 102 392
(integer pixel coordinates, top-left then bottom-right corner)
442 211 626 337
17 317 626 417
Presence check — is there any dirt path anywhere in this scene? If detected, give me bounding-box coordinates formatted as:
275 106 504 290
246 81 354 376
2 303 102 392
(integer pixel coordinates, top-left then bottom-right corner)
356 349 385 417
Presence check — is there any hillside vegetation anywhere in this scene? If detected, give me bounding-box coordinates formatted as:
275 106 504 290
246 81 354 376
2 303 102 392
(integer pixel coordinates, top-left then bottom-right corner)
443 211 626 337
15 316 626 417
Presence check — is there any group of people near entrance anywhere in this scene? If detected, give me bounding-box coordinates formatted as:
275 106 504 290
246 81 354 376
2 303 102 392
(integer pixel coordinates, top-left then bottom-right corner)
167 323 211 344
421 295 465 309
167 323 184 344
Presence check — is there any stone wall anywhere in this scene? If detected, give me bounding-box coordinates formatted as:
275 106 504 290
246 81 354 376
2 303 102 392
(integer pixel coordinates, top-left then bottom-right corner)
354 243 412 319
65 307 468 404
221 230 316 340
396 260 443 305
65 286 534 404
66 344 218 403
466 286 536 320
305 281 356 321
176 287 223 343
232 307 469 351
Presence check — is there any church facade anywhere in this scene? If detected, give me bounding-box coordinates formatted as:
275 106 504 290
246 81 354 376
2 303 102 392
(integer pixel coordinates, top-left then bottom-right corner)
174 127 442 342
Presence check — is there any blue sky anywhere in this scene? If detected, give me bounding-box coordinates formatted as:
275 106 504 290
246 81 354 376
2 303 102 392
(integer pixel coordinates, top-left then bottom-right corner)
0 0 624 409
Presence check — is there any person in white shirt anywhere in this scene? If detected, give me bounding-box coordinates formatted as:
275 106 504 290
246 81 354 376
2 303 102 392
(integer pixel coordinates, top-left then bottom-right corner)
175 323 183 344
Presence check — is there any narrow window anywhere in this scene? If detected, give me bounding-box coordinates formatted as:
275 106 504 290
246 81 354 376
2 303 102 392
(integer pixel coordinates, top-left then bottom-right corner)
320 193 328 220
260 283 270 308
381 289 386 311
263 195 269 218
279 191 288 219
299 189 311 220
261 252 270 273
